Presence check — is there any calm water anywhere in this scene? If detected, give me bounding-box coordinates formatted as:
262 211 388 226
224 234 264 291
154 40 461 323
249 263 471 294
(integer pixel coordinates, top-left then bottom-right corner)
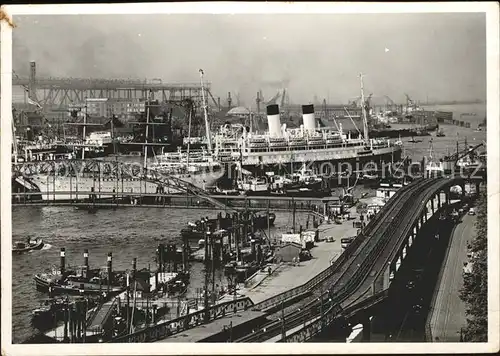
400 122 486 162
11 104 486 343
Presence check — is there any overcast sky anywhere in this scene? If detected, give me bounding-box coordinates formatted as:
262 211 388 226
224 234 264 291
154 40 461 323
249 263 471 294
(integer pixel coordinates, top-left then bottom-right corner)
12 13 486 106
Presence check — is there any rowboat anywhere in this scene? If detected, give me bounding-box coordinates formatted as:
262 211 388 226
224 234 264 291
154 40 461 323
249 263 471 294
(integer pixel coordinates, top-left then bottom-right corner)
12 239 44 254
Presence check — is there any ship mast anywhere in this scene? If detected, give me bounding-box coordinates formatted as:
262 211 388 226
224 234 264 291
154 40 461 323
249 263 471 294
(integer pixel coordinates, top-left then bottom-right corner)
199 69 213 155
143 94 151 169
82 102 87 160
359 73 369 144
12 116 18 164
186 103 193 168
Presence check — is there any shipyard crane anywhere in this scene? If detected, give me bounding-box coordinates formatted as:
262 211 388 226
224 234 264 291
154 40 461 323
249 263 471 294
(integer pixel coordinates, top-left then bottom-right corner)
348 93 372 109
235 92 242 107
256 91 262 116
404 93 421 112
207 90 220 110
404 93 414 106
280 88 287 109
452 142 484 166
383 95 396 112
265 90 281 106
365 93 373 114
341 172 360 204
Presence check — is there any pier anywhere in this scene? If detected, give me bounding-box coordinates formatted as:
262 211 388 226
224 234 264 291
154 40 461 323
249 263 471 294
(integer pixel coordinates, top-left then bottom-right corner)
11 190 341 213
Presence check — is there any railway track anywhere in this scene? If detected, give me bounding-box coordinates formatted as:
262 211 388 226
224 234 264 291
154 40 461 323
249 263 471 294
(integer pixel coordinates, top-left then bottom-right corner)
340 178 453 312
279 178 447 342
235 178 442 342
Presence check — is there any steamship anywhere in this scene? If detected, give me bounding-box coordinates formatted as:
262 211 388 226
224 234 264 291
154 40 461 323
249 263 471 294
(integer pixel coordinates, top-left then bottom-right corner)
25 160 225 201
213 103 402 174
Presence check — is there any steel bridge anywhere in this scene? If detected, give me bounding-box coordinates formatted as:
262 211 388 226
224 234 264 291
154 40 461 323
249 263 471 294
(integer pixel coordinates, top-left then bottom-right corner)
12 158 235 212
102 174 483 343
12 159 341 214
13 76 213 110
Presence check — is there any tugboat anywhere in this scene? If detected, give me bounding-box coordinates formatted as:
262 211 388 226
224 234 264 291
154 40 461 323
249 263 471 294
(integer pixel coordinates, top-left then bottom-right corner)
34 249 126 296
270 164 327 196
34 270 126 296
237 176 270 196
12 238 44 254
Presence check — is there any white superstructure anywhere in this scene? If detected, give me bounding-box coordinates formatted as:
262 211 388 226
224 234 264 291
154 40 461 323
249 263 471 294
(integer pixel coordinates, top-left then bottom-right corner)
212 104 400 167
85 131 112 146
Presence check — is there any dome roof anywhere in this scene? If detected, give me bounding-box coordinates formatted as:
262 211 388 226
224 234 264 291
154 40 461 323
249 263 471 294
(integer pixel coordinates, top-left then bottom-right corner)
227 106 251 116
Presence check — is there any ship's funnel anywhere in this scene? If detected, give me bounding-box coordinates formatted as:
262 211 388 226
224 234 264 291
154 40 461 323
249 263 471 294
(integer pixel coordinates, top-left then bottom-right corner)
267 104 282 137
302 104 316 133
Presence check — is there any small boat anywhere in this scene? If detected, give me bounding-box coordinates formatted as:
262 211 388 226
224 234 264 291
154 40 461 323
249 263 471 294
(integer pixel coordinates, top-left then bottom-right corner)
34 273 126 296
31 296 98 331
34 266 127 296
12 239 44 254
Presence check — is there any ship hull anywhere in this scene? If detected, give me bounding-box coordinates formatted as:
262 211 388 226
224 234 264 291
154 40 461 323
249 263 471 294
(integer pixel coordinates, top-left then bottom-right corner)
271 188 332 198
226 145 402 186
27 169 225 201
34 275 124 295
238 145 402 171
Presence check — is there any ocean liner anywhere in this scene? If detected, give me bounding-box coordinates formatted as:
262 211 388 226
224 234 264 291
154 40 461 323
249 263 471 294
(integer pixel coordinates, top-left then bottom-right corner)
213 103 402 175
214 74 401 174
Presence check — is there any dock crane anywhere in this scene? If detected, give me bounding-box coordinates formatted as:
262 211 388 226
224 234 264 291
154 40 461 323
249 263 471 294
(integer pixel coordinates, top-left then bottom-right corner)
383 95 396 112
452 142 484 165
255 91 262 116
341 172 361 205
404 93 414 106
265 91 281 106
280 88 287 109
227 92 232 110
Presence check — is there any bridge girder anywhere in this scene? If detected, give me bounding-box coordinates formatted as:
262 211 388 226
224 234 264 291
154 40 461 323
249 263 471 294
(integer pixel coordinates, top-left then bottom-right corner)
12 159 237 212
13 77 211 110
